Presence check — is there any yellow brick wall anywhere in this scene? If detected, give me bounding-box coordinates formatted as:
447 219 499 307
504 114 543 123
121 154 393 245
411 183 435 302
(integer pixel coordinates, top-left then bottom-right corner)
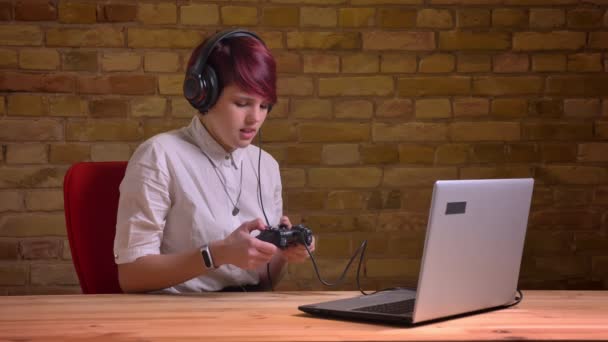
0 0 607 294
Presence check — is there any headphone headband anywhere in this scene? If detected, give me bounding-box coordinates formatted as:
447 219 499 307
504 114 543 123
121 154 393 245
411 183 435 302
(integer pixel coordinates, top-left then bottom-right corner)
190 29 264 80
184 29 266 113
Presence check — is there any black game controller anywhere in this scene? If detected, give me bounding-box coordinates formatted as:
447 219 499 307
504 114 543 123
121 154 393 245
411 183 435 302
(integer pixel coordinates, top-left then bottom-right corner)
256 224 313 249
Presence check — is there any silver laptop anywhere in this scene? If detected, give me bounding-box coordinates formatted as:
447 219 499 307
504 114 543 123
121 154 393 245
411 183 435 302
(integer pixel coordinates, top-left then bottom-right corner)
299 178 534 325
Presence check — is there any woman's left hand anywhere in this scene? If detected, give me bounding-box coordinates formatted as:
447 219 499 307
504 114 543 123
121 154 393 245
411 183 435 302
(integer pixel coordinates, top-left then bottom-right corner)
277 216 315 264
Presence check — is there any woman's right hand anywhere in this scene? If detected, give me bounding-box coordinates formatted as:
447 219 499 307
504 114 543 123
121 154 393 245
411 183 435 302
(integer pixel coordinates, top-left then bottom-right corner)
211 218 278 270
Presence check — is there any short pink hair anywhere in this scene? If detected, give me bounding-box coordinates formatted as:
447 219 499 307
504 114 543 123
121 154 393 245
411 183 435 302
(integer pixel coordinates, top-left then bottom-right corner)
208 36 277 105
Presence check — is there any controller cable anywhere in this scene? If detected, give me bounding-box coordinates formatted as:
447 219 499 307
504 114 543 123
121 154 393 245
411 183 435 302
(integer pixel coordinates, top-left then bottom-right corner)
257 129 368 295
256 131 371 295
255 132 523 306
504 289 523 308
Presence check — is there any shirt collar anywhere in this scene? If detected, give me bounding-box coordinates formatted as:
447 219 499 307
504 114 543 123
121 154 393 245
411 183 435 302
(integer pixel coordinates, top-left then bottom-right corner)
186 115 244 169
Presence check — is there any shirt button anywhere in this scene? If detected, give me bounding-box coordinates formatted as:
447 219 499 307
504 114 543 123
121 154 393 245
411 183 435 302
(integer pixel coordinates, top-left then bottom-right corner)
114 254 118 259
225 155 229 160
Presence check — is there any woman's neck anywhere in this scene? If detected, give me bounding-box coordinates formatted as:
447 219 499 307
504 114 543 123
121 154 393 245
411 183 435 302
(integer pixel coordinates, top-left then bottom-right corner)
199 117 235 153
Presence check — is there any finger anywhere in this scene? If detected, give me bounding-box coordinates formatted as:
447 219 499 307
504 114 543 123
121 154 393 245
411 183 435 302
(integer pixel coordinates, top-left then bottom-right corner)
243 218 266 233
283 251 308 263
246 247 273 265
248 253 266 266
252 238 278 255
292 248 310 259
282 251 302 262
251 250 274 265
284 246 310 259
308 237 316 251
280 216 292 228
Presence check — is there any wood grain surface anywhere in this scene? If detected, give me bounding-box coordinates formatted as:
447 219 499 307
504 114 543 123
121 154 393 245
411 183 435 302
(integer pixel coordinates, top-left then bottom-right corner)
0 291 606 341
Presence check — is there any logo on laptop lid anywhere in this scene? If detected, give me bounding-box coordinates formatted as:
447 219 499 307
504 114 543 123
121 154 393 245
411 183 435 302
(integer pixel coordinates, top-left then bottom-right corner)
445 201 466 215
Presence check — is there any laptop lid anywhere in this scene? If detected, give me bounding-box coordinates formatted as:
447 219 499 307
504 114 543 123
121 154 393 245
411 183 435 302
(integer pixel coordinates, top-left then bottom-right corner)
412 178 533 323
299 178 534 325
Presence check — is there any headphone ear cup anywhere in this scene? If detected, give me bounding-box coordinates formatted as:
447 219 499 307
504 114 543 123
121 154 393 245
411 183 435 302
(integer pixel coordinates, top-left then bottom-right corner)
198 65 219 113
183 72 201 105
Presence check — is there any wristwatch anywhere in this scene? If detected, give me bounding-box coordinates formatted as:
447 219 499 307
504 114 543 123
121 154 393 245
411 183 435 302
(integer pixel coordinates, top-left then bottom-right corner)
200 244 217 269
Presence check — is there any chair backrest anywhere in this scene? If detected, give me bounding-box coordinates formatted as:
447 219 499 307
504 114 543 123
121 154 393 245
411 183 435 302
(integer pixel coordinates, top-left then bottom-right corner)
63 161 127 294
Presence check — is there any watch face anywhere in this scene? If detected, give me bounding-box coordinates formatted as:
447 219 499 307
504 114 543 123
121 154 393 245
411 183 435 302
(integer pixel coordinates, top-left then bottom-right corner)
202 247 213 268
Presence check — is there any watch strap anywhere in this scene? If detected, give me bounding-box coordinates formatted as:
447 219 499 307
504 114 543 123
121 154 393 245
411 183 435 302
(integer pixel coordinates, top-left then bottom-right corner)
200 244 217 269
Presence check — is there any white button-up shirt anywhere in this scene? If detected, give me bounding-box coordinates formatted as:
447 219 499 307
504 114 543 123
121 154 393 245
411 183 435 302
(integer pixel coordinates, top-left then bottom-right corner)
113 115 283 293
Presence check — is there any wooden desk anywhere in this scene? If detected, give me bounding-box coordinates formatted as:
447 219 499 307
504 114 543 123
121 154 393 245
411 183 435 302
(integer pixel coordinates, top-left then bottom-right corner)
0 291 606 341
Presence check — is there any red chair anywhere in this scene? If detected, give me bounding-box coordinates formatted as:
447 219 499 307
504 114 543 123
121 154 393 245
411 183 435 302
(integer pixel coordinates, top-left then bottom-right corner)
63 161 127 294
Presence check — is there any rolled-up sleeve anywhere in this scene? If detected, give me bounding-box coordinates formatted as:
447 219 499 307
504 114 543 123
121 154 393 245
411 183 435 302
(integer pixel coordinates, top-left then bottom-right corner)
114 143 171 264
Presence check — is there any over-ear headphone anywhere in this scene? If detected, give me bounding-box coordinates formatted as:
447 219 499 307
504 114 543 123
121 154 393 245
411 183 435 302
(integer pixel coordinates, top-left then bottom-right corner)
183 29 266 113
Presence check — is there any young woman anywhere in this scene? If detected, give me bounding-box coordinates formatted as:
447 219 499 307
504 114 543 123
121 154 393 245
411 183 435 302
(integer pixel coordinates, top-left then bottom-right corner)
113 30 314 293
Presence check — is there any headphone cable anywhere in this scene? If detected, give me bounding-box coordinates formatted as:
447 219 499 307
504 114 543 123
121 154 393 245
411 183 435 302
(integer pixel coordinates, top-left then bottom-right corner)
257 130 271 227
256 130 275 290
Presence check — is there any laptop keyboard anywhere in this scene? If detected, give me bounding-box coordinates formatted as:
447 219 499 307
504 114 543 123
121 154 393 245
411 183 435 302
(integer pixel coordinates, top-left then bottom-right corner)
354 299 415 315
